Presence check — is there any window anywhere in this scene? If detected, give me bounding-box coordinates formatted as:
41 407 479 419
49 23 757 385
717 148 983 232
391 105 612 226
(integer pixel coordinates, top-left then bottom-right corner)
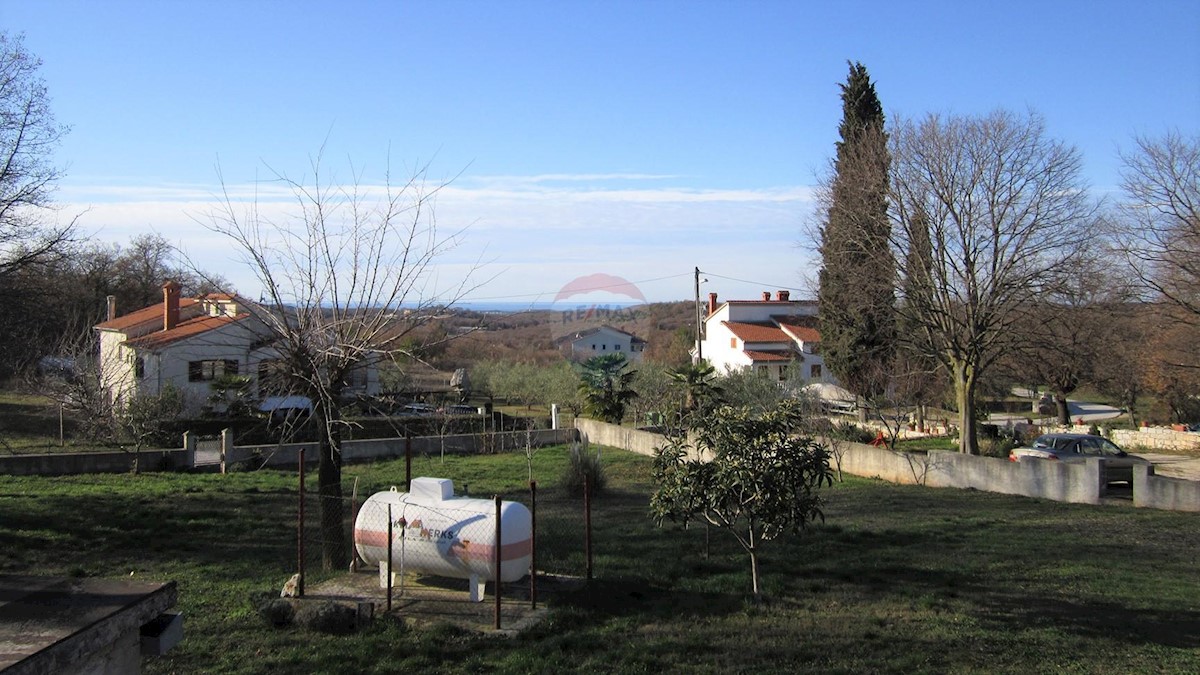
810 364 822 379
258 359 288 394
778 365 788 381
343 366 368 389
615 344 622 350
591 344 597 350
757 365 768 378
134 357 145 380
731 337 738 348
189 359 237 382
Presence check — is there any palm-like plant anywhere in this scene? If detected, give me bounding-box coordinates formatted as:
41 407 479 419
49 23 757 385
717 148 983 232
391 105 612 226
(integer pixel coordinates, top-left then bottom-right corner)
577 354 638 424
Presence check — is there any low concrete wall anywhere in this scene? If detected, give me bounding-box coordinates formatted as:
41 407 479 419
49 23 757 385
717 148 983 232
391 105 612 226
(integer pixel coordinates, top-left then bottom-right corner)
574 418 669 458
1133 464 1200 512
0 449 190 476
833 443 1103 505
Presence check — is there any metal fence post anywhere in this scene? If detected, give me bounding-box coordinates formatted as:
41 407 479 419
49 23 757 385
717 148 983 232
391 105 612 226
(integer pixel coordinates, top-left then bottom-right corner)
387 503 393 613
494 495 502 630
297 447 305 597
530 480 537 609
584 473 593 582
405 434 412 490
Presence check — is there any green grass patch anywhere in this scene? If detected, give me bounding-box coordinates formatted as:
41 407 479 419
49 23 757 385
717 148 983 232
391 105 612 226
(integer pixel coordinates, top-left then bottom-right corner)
1 447 1197 674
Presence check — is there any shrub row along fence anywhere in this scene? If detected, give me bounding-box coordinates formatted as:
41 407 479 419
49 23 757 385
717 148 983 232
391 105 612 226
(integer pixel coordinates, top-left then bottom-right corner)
290 447 595 629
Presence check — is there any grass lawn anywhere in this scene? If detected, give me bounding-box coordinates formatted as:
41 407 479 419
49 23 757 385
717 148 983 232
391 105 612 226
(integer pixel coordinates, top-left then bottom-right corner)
1 446 1198 674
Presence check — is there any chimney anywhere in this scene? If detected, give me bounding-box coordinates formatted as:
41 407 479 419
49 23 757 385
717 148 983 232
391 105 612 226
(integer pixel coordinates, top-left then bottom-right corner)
106 295 116 322
762 291 771 301
777 290 790 302
707 292 718 316
162 280 181 331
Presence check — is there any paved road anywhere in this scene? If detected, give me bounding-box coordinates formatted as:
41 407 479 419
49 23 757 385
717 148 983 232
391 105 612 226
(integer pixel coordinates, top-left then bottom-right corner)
989 397 1124 426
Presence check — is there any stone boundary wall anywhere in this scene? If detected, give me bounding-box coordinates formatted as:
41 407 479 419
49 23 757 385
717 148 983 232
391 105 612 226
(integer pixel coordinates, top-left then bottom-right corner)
1109 427 1200 453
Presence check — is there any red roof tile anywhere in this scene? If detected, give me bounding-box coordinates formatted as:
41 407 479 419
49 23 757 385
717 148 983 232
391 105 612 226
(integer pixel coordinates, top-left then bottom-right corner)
723 321 789 342
774 315 822 343
125 314 249 350
95 299 201 332
743 350 797 362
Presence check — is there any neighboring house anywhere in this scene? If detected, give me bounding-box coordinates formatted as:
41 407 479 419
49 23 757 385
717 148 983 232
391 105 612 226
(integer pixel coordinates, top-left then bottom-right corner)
695 290 829 384
94 281 379 414
556 325 646 362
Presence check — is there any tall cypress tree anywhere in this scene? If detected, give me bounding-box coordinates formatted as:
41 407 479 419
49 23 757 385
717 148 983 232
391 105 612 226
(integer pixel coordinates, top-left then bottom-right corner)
817 61 896 401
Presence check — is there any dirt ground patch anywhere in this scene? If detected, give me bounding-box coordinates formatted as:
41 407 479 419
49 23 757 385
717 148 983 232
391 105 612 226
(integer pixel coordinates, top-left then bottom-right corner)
1140 453 1200 481
304 569 582 635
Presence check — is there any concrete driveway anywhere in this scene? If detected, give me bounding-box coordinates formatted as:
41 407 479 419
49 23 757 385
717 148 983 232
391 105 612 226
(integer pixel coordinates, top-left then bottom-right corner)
1137 453 1200 481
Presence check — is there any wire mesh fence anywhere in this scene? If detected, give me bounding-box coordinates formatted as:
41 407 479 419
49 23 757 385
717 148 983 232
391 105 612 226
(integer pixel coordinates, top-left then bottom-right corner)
290 448 595 600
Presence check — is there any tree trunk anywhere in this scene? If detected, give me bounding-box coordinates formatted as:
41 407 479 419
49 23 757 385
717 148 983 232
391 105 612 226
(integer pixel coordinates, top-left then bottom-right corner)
317 406 348 570
1055 395 1071 426
951 361 979 455
747 524 760 596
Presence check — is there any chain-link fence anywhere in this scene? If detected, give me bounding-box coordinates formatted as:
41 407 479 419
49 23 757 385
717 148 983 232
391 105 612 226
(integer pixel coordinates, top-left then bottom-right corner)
289 448 595 604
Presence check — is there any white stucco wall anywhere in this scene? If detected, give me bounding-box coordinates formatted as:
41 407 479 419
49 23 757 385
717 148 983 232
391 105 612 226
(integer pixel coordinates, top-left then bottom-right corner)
571 326 643 362
697 299 828 382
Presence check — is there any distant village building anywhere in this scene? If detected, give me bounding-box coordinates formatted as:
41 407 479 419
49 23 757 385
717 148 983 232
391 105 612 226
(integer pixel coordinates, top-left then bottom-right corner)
556 325 646 362
695 290 828 384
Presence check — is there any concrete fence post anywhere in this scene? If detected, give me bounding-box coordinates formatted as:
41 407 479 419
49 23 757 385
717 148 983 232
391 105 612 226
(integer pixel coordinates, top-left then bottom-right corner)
182 432 197 469
219 428 232 474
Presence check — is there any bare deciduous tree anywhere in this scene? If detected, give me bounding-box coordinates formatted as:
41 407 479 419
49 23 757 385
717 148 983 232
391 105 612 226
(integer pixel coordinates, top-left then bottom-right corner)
1018 239 1135 425
0 32 74 281
203 150 475 569
1117 132 1200 325
890 110 1093 454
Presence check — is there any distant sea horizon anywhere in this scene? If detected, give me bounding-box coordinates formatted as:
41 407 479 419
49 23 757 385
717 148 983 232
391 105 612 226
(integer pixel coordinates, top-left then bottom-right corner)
452 300 666 314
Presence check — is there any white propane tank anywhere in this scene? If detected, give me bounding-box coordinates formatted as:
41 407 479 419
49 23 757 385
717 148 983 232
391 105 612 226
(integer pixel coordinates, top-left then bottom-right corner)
354 477 532 585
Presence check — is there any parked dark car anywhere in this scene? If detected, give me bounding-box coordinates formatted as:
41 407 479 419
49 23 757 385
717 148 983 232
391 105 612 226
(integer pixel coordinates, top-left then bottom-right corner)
1009 433 1150 484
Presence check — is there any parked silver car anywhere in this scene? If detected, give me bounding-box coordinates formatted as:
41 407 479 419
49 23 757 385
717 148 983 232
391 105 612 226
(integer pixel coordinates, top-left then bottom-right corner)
1009 433 1150 484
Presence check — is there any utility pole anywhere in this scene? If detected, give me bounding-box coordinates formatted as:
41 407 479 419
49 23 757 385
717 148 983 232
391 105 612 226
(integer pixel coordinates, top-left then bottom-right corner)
694 266 703 362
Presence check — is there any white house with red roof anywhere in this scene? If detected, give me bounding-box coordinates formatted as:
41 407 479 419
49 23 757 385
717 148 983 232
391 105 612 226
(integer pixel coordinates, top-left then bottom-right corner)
555 325 647 362
94 281 380 414
93 281 277 412
695 290 828 384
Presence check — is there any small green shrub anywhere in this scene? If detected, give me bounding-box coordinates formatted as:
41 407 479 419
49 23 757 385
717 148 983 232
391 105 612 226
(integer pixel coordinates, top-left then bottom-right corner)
979 436 1017 458
830 420 873 444
560 445 607 497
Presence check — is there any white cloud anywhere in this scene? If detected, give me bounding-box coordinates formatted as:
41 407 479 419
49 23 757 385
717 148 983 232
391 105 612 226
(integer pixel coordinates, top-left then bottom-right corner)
56 174 820 303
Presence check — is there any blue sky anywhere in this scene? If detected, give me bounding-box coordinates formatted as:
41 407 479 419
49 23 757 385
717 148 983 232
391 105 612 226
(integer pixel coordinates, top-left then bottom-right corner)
4 0 1198 305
